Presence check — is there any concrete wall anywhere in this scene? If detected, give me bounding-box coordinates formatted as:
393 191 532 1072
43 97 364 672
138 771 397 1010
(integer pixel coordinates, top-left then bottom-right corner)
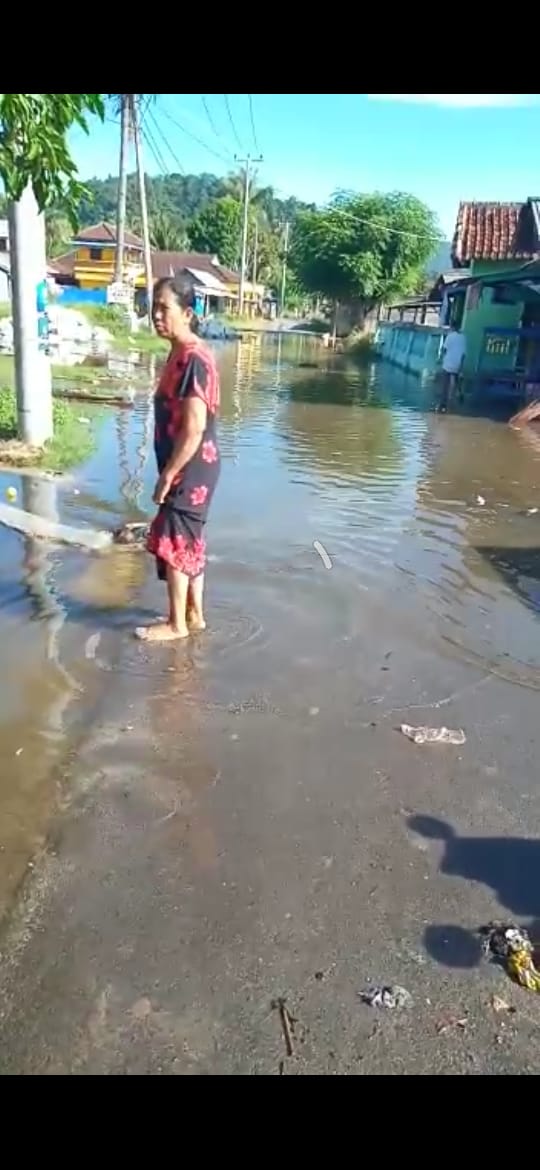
375 321 445 376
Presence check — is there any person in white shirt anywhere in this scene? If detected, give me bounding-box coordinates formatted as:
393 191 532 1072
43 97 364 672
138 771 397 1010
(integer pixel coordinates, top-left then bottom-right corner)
438 325 466 412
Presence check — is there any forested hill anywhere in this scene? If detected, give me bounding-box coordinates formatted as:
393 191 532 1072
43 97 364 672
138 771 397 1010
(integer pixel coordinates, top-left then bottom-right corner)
77 172 312 238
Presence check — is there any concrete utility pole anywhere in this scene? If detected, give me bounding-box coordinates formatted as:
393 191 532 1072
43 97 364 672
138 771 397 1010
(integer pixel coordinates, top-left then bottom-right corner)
252 217 259 287
131 97 154 329
280 221 290 316
114 95 130 283
236 154 263 316
8 185 53 445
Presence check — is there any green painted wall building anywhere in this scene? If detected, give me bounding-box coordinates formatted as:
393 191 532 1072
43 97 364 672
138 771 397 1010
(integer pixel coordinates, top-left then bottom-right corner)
451 198 540 376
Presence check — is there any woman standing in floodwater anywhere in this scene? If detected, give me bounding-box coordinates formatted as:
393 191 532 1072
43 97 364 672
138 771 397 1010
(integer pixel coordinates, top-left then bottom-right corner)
136 275 221 643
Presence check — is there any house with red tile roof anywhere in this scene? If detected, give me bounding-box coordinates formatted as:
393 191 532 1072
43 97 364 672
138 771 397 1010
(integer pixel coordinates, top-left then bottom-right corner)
452 199 540 268
448 198 540 376
48 225 251 313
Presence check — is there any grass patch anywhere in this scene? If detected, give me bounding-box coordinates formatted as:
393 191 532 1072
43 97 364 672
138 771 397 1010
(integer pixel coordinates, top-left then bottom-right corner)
0 354 146 398
72 303 166 354
52 362 109 384
68 302 131 337
126 328 167 355
0 354 14 388
0 387 97 471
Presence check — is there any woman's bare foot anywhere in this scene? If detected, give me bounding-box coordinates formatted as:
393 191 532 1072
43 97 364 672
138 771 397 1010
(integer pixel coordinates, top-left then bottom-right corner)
135 622 189 643
187 608 207 633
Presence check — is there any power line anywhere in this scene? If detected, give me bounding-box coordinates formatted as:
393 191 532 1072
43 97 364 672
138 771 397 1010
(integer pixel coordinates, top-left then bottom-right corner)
201 94 221 140
247 94 260 154
332 205 441 243
272 184 441 244
201 94 236 159
146 107 185 174
224 95 243 151
159 103 232 165
142 120 169 176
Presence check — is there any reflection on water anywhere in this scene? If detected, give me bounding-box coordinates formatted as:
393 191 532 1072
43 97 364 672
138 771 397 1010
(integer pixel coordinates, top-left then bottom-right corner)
0 336 540 914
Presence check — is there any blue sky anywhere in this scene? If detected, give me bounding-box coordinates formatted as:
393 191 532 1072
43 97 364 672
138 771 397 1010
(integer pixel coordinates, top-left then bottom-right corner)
69 94 540 238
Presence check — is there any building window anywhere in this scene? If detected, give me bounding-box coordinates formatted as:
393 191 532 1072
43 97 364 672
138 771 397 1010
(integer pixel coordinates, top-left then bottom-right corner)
91 248 104 262
492 286 517 306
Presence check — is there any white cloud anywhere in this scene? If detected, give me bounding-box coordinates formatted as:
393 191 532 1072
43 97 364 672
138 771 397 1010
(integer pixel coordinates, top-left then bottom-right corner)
368 93 539 108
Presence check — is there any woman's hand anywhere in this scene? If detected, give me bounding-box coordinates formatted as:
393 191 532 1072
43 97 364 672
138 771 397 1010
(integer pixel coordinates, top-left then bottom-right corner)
153 470 175 506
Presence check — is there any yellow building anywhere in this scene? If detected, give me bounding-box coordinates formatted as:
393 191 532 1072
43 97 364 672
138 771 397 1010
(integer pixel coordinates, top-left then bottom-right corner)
51 229 269 316
70 222 145 290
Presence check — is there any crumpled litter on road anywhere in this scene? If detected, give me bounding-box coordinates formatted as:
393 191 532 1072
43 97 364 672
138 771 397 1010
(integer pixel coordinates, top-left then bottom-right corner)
360 986 413 1011
481 922 540 994
401 725 467 746
437 1015 468 1035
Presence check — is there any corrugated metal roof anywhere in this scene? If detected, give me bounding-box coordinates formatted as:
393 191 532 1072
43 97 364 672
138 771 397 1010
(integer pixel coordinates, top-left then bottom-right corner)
185 266 232 296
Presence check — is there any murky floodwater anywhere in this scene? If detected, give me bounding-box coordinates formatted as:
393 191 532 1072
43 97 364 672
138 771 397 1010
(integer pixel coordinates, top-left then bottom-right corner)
0 335 539 915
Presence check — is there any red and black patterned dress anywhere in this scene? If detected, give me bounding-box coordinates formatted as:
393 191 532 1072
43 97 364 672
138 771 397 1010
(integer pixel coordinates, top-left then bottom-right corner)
147 340 221 580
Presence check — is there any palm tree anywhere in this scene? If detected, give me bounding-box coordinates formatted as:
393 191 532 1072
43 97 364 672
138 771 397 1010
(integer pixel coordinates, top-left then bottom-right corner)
131 209 188 252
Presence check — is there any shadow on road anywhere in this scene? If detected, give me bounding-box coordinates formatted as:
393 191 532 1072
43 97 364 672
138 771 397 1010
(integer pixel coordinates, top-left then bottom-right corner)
409 815 540 970
475 545 540 616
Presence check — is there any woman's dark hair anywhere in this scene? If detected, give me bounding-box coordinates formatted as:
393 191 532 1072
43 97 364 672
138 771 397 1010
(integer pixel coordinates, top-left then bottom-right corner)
154 273 197 311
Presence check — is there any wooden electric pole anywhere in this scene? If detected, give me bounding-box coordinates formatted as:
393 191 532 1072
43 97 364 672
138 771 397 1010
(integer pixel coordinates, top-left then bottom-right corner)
114 95 129 283
131 97 154 328
252 218 259 286
280 221 290 316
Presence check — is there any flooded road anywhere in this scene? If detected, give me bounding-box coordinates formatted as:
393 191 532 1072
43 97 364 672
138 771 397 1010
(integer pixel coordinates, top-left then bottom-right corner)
0 335 539 922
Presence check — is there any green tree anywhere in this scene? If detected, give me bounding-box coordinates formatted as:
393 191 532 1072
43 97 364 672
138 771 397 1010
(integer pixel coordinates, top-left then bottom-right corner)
0 94 104 223
45 212 72 257
73 171 314 238
291 191 440 320
189 196 243 268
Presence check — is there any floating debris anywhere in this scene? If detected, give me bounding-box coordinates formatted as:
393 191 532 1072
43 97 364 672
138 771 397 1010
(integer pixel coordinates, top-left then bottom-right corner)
113 522 149 548
85 632 102 661
360 986 413 1011
313 540 333 570
401 725 467 746
481 922 540 994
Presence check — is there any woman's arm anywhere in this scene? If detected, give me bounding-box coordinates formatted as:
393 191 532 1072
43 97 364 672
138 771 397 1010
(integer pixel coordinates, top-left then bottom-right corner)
153 397 207 505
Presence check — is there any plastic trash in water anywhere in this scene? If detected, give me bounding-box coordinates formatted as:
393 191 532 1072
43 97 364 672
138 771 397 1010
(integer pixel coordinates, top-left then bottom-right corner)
401 725 467 746
5 487 17 503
